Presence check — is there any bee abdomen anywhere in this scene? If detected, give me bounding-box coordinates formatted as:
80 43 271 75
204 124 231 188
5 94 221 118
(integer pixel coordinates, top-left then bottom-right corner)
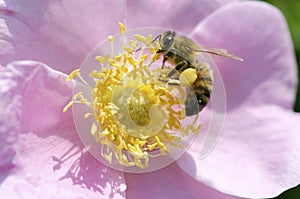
185 85 211 116
185 74 212 116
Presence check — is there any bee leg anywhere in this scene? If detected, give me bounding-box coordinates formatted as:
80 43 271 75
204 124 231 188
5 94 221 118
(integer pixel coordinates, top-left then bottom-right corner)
157 75 180 85
161 51 173 69
157 76 169 83
157 74 180 85
167 60 189 78
175 60 189 71
167 79 181 85
157 49 165 53
156 49 167 69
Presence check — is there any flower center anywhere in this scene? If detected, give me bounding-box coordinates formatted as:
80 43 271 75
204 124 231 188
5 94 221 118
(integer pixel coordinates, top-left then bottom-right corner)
64 23 202 170
128 85 157 126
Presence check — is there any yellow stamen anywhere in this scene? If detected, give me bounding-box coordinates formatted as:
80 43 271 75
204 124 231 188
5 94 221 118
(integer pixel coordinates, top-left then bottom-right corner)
91 122 98 135
63 101 74 112
66 69 80 82
84 113 92 119
123 46 134 54
108 35 114 42
134 34 146 43
146 34 153 45
118 22 126 34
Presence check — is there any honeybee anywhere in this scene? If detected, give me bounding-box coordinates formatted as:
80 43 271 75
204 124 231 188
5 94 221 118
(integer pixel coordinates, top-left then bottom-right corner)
154 31 243 116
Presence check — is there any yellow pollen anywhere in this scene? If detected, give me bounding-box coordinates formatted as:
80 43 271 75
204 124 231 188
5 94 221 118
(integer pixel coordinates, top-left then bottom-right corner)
146 34 153 45
126 84 160 126
118 22 126 34
123 46 134 54
84 113 92 119
63 101 74 112
134 34 146 43
63 24 203 169
179 68 198 86
66 69 80 82
108 35 114 42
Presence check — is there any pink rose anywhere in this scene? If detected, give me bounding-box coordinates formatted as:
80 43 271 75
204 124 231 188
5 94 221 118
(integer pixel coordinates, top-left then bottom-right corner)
1 0 299 198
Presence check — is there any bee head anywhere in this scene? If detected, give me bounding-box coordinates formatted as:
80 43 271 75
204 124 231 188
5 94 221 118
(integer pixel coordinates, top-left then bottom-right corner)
160 31 175 50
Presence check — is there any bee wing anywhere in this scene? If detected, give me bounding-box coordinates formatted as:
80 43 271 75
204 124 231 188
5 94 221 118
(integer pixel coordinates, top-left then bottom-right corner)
194 47 244 61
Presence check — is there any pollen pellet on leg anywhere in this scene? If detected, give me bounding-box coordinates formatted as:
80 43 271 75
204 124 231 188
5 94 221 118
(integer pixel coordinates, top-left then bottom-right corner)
179 68 197 86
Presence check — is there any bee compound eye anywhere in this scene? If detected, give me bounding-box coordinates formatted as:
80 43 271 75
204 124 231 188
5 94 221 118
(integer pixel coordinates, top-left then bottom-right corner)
162 36 173 48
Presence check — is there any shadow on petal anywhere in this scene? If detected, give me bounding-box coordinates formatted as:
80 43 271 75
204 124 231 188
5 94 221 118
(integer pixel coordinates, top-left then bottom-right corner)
51 142 126 199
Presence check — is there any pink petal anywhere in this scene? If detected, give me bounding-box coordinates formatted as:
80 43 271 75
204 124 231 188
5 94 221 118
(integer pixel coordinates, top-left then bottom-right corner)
177 2 300 198
125 163 244 199
0 65 19 171
190 1 297 109
0 0 238 74
126 0 238 34
0 0 126 74
0 61 126 199
178 106 300 198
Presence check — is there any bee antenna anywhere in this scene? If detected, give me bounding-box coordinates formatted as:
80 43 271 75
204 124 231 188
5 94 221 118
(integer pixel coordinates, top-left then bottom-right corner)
135 47 142 52
136 34 161 52
152 34 161 43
